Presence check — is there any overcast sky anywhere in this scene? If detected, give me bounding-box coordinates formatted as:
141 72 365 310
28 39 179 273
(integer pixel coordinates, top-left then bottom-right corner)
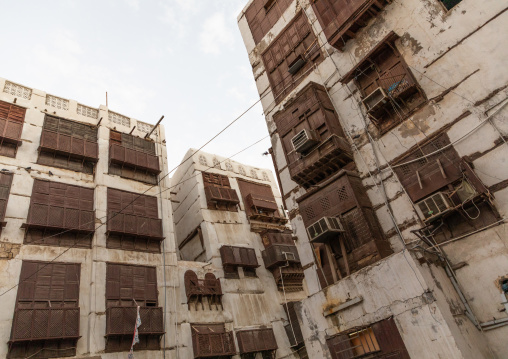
0 0 274 173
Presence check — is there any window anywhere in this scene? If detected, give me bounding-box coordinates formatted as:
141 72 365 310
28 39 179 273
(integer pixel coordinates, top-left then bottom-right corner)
393 133 500 244
0 99 26 158
24 179 95 248
297 171 391 287
237 178 287 227
109 130 160 184
220 245 260 278
0 172 13 235
274 82 353 188
311 0 391 50
341 32 426 134
244 0 293 44
191 324 236 358
262 11 323 104
38 115 98 174
440 0 462 10
236 328 278 355
105 263 163 352
284 302 305 348
8 261 80 359
202 172 240 212
106 188 164 252
326 317 410 359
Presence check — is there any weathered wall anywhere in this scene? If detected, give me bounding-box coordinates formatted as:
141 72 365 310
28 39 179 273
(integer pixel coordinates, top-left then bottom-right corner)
238 0 508 357
0 76 178 359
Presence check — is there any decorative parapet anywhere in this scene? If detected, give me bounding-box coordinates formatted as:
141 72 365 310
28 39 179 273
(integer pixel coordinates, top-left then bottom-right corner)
3 81 32 99
77 103 99 119
137 121 154 133
109 111 131 127
45 95 69 110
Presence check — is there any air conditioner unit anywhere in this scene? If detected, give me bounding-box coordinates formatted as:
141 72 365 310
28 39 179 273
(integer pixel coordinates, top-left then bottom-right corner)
362 87 389 115
416 192 453 222
306 217 344 243
291 129 319 154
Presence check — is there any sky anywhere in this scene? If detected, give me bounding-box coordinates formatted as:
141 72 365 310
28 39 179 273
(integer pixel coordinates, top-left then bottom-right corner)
0 0 274 174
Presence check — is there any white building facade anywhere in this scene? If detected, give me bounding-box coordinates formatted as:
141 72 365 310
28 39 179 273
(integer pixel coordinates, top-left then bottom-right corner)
237 0 508 358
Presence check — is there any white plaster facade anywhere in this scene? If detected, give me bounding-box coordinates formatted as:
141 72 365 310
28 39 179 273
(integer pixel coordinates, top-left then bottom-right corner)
237 0 508 358
0 76 179 359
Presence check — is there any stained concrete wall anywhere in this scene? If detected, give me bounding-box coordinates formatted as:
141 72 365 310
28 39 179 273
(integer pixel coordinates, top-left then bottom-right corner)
0 77 178 359
238 0 508 357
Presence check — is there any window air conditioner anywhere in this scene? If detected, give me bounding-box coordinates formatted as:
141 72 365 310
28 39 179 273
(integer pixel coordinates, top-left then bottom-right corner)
291 129 319 154
362 87 389 115
306 217 344 243
416 192 453 222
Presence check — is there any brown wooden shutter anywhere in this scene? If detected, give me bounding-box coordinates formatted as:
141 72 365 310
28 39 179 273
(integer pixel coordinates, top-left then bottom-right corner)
107 188 159 219
237 179 279 217
17 261 80 306
371 318 411 359
326 333 354 359
106 263 158 307
244 0 293 44
0 172 13 225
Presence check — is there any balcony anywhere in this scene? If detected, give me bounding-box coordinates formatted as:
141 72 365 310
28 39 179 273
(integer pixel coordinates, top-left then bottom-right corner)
262 244 300 269
220 246 259 268
9 308 80 343
109 143 160 175
289 135 353 188
192 331 236 358
204 187 240 206
39 129 98 162
0 117 23 146
106 307 164 336
313 0 391 50
23 204 95 233
272 264 305 292
237 328 277 354
185 271 222 302
107 212 164 241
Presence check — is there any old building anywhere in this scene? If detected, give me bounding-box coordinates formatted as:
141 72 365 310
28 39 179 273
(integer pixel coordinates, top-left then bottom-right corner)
170 149 307 359
0 77 177 359
238 0 508 358
0 76 311 359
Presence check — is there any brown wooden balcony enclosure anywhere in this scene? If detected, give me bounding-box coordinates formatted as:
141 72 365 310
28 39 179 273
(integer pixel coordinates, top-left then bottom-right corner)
109 143 160 175
274 82 353 188
107 212 164 241
0 100 25 153
39 129 98 162
220 246 259 269
185 271 222 304
24 204 95 233
311 0 392 50
9 308 80 343
106 306 164 336
192 331 236 358
272 264 305 292
262 244 301 269
236 328 278 354
204 187 240 206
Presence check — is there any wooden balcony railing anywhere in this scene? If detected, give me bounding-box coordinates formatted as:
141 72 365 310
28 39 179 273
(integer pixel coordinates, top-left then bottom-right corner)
192 331 236 358
107 212 164 240
24 204 95 233
105 306 164 336
10 308 80 342
39 129 98 161
109 143 160 174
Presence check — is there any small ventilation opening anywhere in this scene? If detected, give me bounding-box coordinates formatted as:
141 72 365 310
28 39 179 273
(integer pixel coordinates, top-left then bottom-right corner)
288 56 306 75
502 279 508 294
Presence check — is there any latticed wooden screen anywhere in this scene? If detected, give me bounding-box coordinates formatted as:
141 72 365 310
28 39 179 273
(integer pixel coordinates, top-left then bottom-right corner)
244 0 293 44
25 179 95 233
0 99 26 157
9 261 81 358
